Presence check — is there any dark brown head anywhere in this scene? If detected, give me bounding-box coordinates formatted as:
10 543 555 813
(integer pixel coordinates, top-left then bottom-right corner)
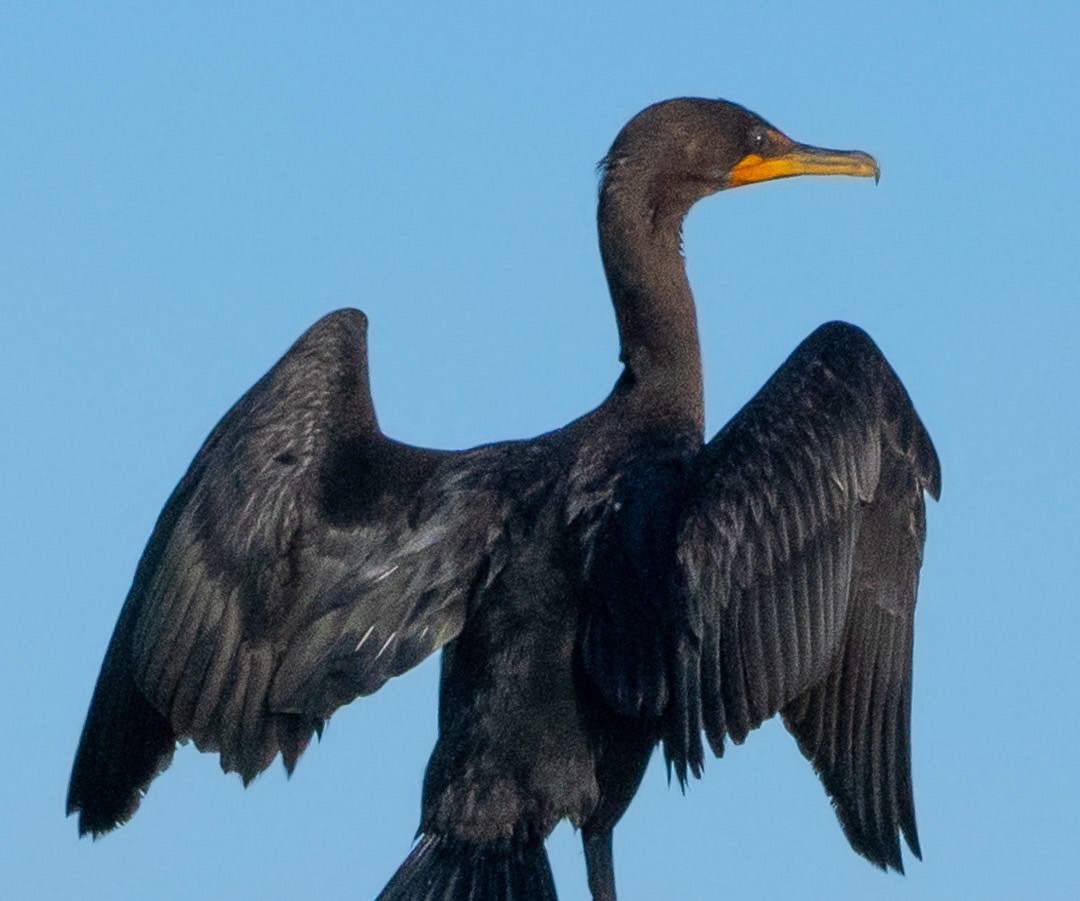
600 98 879 222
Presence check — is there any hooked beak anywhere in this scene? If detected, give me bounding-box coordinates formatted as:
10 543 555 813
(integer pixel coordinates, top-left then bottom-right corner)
728 135 880 189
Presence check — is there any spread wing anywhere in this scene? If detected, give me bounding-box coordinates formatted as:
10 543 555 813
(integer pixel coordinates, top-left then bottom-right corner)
68 310 526 836
675 321 940 871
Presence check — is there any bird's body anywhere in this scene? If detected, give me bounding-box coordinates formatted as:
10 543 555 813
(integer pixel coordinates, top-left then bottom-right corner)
69 99 939 900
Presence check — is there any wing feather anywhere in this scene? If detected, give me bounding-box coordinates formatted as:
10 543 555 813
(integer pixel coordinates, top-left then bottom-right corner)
676 321 939 870
68 309 533 835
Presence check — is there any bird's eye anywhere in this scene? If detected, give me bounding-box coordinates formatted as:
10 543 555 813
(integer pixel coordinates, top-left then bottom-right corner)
750 128 768 152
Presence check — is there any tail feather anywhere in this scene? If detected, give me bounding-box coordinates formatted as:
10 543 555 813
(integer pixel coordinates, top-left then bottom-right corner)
377 834 557 901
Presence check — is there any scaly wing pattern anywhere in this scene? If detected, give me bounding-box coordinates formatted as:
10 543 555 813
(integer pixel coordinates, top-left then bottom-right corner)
68 310 526 835
676 321 940 870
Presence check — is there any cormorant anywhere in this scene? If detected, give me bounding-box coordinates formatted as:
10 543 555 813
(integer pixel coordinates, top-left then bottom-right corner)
68 98 940 900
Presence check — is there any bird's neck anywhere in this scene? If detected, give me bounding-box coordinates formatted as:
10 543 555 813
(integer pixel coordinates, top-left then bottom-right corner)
598 184 704 431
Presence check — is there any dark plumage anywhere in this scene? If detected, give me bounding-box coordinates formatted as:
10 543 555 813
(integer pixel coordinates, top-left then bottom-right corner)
68 98 939 900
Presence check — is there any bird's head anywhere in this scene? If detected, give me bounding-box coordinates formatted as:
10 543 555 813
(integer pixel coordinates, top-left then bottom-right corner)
600 98 879 220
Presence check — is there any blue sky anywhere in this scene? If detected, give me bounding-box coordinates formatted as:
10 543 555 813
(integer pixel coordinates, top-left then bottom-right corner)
3 3 1078 899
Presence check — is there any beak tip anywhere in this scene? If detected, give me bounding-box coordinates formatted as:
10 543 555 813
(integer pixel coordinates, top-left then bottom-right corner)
862 152 881 185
